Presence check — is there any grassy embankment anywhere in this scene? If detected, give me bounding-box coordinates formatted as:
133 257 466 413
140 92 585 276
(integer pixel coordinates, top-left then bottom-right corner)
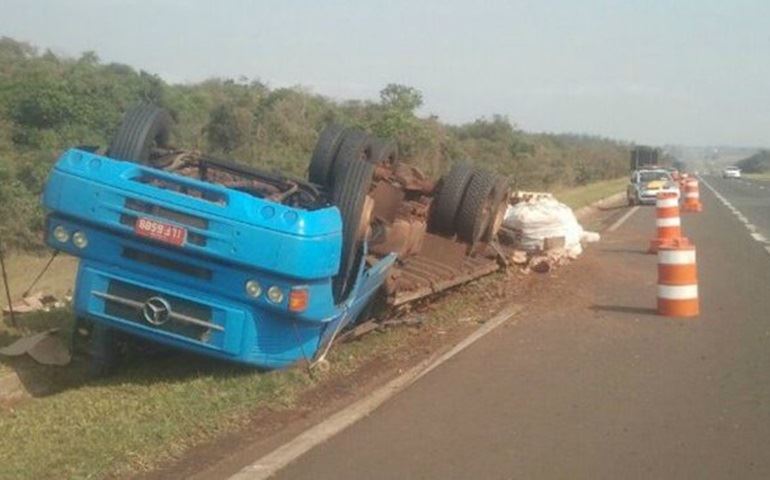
0 178 625 480
553 177 627 209
744 173 770 182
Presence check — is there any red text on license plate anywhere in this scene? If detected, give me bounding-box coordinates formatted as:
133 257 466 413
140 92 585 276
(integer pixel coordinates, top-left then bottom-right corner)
134 217 187 246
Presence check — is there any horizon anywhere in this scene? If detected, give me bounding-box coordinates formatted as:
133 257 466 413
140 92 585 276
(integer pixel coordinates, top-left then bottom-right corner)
2 0 768 148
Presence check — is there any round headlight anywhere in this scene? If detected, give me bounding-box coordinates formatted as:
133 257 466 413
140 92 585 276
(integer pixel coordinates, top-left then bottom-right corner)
72 231 88 249
53 226 70 243
267 286 284 304
245 280 262 298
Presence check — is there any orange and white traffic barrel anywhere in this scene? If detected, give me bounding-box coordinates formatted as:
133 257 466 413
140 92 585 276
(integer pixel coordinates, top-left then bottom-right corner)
649 191 687 253
657 241 699 317
682 179 703 213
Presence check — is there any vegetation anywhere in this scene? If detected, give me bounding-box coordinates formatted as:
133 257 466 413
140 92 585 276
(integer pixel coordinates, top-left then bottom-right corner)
0 269 510 480
736 150 770 174
554 177 628 210
0 37 629 251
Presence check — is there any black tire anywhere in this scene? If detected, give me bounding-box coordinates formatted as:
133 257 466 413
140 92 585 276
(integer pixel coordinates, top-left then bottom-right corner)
368 138 399 168
108 104 173 166
430 163 474 234
330 129 372 185
483 176 511 242
331 159 375 302
309 124 349 187
88 323 121 378
456 169 498 244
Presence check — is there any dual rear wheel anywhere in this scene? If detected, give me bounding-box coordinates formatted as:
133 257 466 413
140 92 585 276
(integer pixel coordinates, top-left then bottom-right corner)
430 163 510 244
309 125 399 303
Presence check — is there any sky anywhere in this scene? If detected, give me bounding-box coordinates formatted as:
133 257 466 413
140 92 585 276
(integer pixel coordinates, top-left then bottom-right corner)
1 0 768 147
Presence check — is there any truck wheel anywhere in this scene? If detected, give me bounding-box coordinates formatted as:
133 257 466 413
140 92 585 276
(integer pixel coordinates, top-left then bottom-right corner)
483 176 511 241
368 138 399 168
430 162 474 234
331 158 376 302
309 124 349 187
88 323 121 378
108 103 173 166
456 169 497 245
331 130 372 183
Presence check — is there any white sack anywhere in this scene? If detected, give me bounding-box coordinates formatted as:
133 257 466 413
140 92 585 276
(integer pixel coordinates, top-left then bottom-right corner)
503 198 586 254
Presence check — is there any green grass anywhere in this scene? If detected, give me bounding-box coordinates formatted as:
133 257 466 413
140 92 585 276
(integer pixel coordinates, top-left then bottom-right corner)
0 311 347 479
0 267 507 480
552 177 627 210
0 341 313 479
744 172 770 182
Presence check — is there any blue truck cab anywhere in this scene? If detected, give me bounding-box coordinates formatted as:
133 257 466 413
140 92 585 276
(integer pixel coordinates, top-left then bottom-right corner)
43 145 395 369
42 104 511 372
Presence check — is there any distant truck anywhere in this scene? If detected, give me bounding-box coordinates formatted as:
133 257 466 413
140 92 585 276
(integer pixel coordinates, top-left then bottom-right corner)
629 146 660 171
42 104 510 374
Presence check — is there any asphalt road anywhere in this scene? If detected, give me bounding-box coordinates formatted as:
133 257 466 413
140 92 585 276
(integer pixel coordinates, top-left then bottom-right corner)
700 175 770 249
274 182 770 480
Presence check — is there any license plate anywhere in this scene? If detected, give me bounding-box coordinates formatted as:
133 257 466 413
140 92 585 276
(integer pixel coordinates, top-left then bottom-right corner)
134 217 187 246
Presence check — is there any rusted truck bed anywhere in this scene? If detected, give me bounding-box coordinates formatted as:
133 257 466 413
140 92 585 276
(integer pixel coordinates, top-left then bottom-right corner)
382 233 502 306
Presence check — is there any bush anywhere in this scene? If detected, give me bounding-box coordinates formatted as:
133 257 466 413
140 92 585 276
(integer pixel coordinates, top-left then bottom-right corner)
0 37 629 252
737 150 770 173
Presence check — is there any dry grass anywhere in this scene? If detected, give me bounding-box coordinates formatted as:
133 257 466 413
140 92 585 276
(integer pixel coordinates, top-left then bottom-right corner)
0 252 78 309
552 177 627 209
745 173 770 182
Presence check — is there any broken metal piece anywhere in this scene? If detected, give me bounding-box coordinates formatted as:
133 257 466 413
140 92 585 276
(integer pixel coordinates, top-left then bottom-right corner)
0 328 72 366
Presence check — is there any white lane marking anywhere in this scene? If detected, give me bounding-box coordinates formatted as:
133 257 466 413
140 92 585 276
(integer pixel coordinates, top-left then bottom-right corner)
699 176 770 249
607 206 640 232
228 304 523 480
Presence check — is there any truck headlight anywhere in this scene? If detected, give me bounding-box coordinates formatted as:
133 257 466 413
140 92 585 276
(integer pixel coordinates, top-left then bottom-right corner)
245 280 262 298
72 231 88 249
267 286 284 304
53 226 70 243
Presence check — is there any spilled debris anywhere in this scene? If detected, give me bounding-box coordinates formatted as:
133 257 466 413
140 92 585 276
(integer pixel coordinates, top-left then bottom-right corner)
0 329 71 366
500 191 601 273
2 291 70 316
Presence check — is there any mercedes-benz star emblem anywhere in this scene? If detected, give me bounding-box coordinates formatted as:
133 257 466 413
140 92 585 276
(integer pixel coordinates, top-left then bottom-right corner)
142 296 172 326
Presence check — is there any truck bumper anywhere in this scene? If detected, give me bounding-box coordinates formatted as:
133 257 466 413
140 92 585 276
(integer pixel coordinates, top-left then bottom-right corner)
74 260 329 369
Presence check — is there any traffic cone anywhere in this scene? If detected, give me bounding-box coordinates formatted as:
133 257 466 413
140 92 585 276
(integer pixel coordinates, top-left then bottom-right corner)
657 240 699 317
649 191 687 253
682 179 703 213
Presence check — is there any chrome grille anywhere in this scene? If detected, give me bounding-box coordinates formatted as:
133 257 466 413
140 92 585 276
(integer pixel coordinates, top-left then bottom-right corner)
95 280 221 340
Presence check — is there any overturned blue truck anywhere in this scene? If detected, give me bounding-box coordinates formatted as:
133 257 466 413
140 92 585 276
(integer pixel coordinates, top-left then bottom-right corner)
42 104 510 373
